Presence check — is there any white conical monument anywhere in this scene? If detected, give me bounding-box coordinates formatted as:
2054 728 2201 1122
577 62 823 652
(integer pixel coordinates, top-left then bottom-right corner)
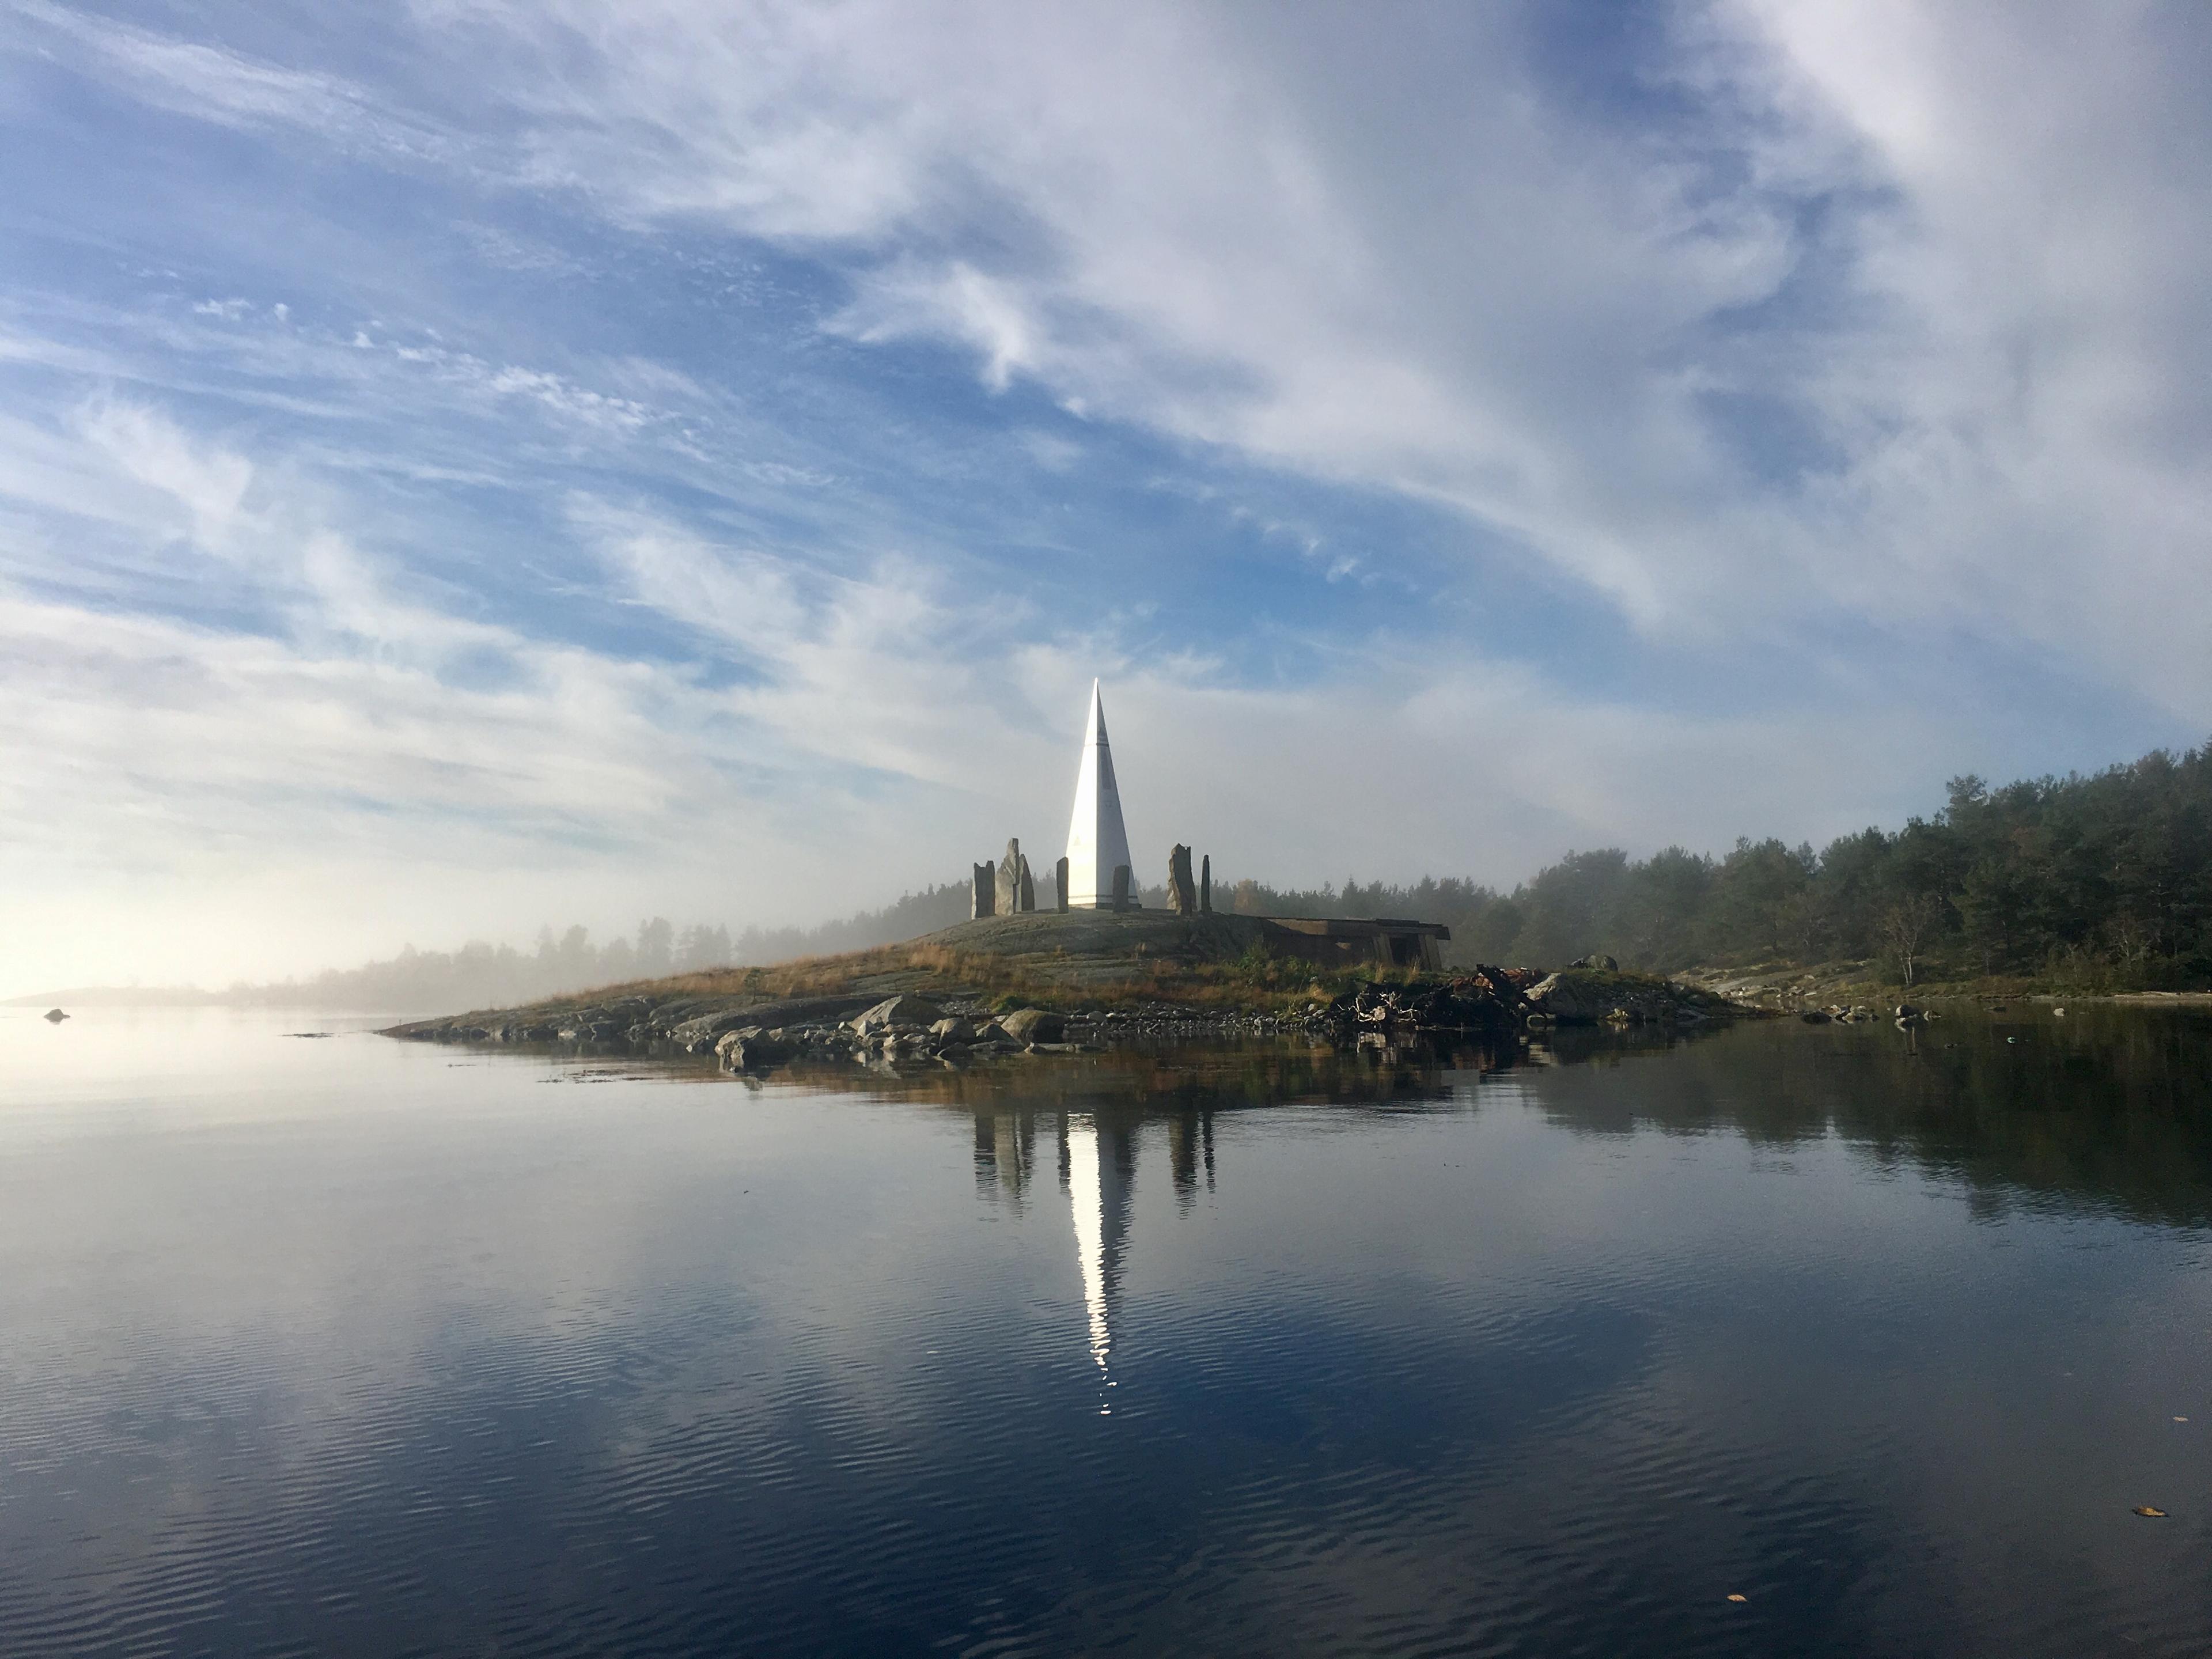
1064 680 1135 910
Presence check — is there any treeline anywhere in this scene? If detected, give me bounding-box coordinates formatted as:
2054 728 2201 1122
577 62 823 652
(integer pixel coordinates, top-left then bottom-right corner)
226 885 971 1010
1226 741 2212 987
164 738 2212 1009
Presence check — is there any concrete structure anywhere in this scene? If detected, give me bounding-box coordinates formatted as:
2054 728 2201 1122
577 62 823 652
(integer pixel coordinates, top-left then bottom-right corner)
1261 916 1450 971
1064 680 1137 911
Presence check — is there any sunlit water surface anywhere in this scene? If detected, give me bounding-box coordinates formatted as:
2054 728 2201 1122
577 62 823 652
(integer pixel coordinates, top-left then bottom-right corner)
3 1003 2211 1657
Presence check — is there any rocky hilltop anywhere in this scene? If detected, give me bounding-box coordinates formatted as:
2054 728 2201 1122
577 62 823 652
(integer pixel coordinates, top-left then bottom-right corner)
383 912 1756 1073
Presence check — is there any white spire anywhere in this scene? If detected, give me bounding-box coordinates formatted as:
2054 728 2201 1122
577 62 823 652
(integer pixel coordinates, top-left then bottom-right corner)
1064 679 1135 909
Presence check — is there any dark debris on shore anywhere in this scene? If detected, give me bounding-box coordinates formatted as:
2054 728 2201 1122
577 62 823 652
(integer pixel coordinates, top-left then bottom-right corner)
385 963 1753 1078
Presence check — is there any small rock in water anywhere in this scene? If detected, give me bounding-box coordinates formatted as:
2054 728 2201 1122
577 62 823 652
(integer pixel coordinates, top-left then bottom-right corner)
44 1007 67 1022
2133 1505 2168 1518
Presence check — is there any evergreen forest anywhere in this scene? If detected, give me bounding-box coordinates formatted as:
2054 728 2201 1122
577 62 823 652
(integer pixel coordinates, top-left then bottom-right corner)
1226 742 2212 988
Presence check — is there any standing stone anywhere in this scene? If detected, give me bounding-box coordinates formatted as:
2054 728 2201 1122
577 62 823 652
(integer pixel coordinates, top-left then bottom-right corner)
1200 854 1211 914
971 862 995 920
997 838 1024 916
1017 853 1036 912
1111 863 1132 912
1167 844 1196 916
1055 856 1070 913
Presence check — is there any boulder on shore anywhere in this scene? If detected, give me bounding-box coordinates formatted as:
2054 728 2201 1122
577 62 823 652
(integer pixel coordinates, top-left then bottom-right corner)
998 1007 1066 1044
44 1007 67 1022
715 1027 794 1070
849 995 946 1035
668 1010 762 1052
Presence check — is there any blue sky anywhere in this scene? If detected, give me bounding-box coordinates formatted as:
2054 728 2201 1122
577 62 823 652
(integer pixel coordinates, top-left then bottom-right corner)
3 0 2209 992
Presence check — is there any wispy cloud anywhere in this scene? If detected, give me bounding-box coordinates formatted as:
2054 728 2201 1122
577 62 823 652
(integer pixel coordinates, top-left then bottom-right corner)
0 0 2205 991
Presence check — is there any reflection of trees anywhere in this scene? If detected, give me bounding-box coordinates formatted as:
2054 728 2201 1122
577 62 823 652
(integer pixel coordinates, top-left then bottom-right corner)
943 1011 2212 1417
1525 1010 2212 1230
845 1009 2212 1233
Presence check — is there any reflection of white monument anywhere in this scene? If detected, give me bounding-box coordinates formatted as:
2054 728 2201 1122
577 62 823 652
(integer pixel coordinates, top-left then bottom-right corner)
1064 680 1136 910
1065 1112 1133 1412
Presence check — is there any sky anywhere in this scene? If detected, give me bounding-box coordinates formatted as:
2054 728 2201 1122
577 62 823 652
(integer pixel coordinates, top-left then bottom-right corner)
3 0 2209 994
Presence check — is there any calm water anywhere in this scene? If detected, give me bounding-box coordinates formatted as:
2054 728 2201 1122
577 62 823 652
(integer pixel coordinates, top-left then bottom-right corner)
3 1004 2211 1657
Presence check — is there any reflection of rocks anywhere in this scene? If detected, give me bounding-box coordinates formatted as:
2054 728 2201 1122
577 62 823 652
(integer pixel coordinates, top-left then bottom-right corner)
974 1109 1038 1211
1168 1108 1214 1209
969 1101 1219 1401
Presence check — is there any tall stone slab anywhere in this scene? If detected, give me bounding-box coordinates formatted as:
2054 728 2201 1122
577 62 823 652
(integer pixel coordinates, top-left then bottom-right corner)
1055 856 1070 913
1200 854 1211 914
997 838 1025 916
1063 681 1136 910
1018 853 1036 912
1167 844 1196 916
972 862 995 920
1111 863 1132 911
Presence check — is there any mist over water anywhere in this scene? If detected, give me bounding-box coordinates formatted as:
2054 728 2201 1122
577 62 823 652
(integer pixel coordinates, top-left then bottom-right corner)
3 1006 2210 1657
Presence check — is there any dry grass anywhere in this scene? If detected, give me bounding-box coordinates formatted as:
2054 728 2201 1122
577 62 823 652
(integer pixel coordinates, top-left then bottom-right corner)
437 926 1455 1027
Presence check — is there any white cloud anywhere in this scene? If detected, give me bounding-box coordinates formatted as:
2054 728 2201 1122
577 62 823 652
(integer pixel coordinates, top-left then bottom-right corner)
3 1 2207 991
375 0 2212 719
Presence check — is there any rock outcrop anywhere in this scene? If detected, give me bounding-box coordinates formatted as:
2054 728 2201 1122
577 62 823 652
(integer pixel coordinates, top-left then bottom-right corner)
849 994 946 1035
1525 968 1721 1026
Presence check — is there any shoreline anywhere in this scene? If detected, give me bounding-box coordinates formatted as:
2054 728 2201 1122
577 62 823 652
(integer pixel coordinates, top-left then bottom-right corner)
381 916 1760 1074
